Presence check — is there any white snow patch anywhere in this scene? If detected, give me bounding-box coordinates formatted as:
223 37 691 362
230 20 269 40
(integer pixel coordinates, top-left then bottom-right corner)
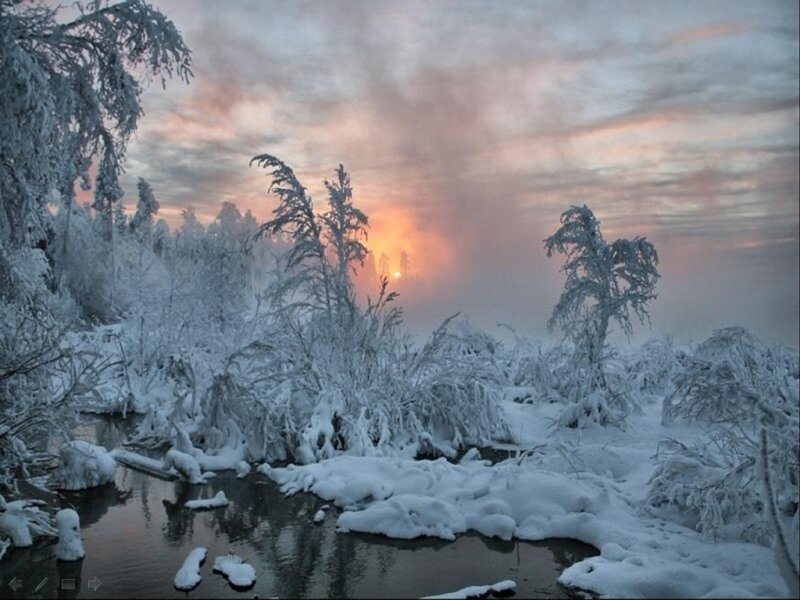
422 579 516 599
264 452 789 598
55 509 85 561
235 460 251 478
213 553 256 588
164 449 206 484
54 441 116 490
174 547 207 590
313 509 326 523
185 491 228 510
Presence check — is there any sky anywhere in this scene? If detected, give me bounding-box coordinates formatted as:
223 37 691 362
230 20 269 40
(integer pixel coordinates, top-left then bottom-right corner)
116 0 798 344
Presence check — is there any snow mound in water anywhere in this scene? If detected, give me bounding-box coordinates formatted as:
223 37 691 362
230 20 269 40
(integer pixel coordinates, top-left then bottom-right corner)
174 547 207 590
264 455 789 598
164 449 206 484
185 491 228 510
213 553 256 588
54 441 116 490
55 509 85 561
422 579 516 599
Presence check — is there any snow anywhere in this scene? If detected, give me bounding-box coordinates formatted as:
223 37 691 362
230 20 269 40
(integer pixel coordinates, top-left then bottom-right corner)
54 441 117 490
164 449 207 484
213 553 256 588
235 460 251 478
0 496 56 547
111 449 177 479
261 397 791 599
174 547 207 590
55 509 85 561
185 491 228 510
313 509 326 523
421 579 516 599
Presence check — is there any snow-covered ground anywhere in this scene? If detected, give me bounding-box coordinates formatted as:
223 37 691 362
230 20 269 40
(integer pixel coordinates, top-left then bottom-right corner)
259 398 791 598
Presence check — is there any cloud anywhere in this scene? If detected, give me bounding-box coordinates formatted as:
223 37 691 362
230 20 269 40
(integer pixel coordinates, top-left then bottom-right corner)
122 0 799 343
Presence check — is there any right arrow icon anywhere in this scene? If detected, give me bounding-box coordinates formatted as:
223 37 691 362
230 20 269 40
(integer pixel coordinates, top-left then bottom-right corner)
87 577 102 591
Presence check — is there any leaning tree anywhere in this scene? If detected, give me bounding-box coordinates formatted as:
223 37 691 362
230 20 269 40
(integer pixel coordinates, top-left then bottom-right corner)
544 205 659 425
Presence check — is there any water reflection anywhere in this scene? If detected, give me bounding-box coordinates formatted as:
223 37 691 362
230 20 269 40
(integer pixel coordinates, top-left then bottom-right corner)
1 419 597 599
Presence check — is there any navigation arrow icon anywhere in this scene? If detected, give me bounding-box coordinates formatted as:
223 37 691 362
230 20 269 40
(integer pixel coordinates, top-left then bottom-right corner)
9 577 22 591
87 577 102 591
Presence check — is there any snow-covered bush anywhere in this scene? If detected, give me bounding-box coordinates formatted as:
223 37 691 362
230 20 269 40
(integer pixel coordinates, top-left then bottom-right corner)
649 327 799 546
168 155 511 464
623 337 680 397
0 495 56 548
53 440 117 491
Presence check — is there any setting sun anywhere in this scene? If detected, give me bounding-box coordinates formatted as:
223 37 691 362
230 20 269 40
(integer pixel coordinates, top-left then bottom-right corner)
392 271 402 280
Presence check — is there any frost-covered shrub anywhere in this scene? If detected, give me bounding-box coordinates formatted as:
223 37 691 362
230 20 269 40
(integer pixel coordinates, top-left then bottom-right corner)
623 338 680 397
646 438 768 541
650 327 799 545
663 327 797 425
174 155 512 464
53 440 117 491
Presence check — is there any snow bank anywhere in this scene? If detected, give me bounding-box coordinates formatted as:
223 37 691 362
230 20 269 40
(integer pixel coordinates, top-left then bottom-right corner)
174 547 207 590
185 491 228 510
263 455 789 598
54 441 116 490
213 553 256 588
422 579 516 599
55 509 85 561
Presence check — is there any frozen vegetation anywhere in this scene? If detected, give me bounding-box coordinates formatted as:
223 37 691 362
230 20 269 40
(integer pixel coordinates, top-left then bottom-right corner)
54 441 117 490
0 1 797 599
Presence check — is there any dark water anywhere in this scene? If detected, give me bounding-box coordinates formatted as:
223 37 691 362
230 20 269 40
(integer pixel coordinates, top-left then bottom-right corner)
0 418 597 599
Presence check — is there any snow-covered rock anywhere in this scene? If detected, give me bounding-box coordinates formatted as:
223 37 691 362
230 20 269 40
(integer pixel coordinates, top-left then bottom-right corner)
213 553 256 588
55 509 85 561
422 579 516 599
185 491 228 510
164 449 206 484
313 509 325 523
174 547 207 590
54 441 117 490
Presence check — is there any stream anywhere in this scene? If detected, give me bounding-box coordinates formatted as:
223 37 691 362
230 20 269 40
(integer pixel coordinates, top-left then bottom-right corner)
0 417 597 598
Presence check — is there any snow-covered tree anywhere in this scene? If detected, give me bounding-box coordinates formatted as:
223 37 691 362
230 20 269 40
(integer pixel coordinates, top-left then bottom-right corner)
544 205 659 426
0 0 191 487
129 178 160 239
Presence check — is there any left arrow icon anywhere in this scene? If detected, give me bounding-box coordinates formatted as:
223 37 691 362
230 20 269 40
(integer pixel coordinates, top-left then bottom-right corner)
9 577 22 591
